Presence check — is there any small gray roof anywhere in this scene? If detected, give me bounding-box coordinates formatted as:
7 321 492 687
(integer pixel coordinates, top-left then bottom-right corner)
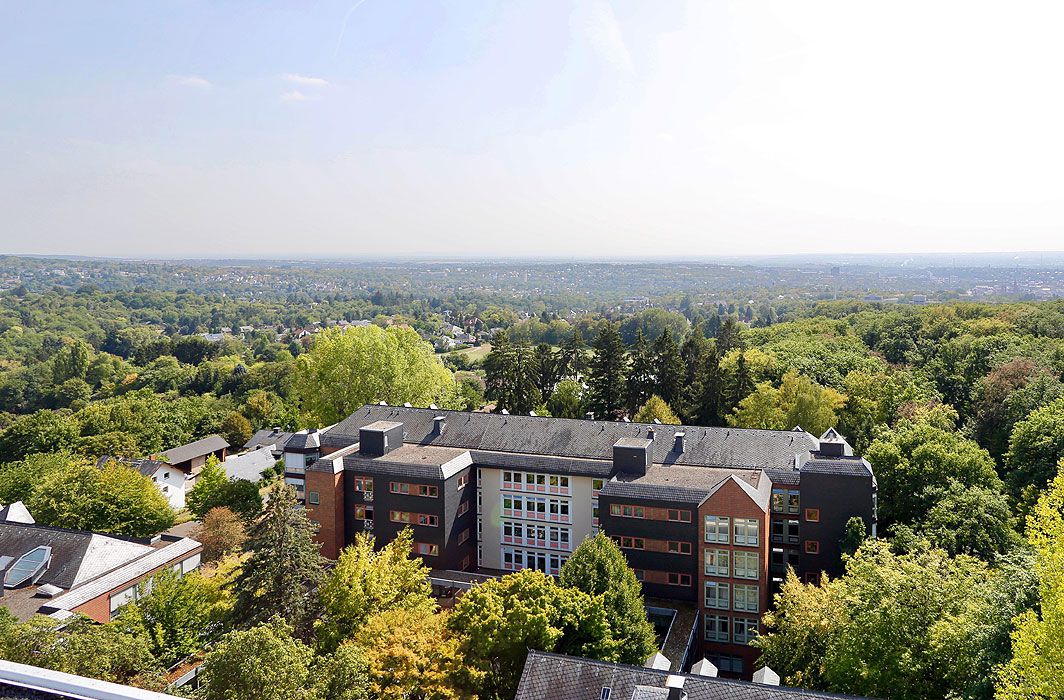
801 457 874 478
284 430 321 452
96 456 171 478
222 448 277 482
514 651 871 700
160 435 229 465
244 428 295 452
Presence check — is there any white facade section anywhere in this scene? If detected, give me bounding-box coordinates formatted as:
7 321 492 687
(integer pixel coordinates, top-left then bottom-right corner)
477 466 597 571
149 465 187 510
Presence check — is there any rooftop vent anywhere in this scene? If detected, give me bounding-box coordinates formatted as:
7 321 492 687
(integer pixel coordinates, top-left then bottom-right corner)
666 675 687 700
403 402 412 408
433 416 446 435
36 583 62 597
501 409 509 415
673 432 686 454
429 403 438 410
753 666 781 686
647 427 655 440
644 652 671 670
689 658 718 677
529 411 537 417
586 411 595 421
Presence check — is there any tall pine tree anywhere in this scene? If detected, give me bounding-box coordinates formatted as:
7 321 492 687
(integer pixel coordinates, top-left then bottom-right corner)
678 329 711 423
653 328 684 408
561 328 588 379
587 323 628 420
232 485 324 633
626 331 656 415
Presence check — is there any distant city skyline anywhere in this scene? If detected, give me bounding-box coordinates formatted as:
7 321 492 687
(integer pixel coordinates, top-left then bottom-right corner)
2 1 1064 257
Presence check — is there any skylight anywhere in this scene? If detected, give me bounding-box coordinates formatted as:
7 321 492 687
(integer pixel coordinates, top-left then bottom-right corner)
4 546 51 588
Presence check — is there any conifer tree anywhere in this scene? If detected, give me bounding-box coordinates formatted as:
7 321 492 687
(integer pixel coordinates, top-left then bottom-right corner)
586 323 628 420
232 485 324 632
561 328 588 379
678 330 710 422
626 331 656 415
652 328 683 407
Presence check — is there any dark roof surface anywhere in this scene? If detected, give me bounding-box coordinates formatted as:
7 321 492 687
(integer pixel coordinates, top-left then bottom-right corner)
285 430 321 451
801 457 874 478
324 406 817 470
160 435 229 465
244 428 294 451
96 456 169 478
514 651 871 700
0 523 93 590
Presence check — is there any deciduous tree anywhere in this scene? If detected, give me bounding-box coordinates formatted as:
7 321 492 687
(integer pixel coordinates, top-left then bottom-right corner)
559 533 658 665
633 395 681 425
199 618 315 700
316 530 435 652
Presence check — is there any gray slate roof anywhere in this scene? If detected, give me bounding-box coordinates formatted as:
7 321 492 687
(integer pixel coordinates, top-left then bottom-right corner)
222 447 277 482
324 406 818 470
514 651 871 700
0 523 151 591
96 456 169 478
160 435 229 465
244 428 295 452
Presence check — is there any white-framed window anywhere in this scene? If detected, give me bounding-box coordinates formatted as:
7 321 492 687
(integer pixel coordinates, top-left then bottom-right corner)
734 584 759 612
734 519 759 547
704 515 730 543
733 617 759 644
734 551 759 579
704 581 730 609
704 548 730 577
704 614 730 642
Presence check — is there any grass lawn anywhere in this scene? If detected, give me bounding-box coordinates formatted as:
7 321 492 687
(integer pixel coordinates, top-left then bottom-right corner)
447 342 492 362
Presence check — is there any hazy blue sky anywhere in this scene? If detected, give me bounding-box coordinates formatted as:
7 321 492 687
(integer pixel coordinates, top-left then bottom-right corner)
2 1 1063 258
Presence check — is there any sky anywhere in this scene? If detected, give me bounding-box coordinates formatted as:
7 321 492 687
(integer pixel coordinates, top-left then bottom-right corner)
2 1 1063 259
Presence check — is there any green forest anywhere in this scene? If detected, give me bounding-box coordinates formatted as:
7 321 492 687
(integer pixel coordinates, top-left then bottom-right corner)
0 270 1062 699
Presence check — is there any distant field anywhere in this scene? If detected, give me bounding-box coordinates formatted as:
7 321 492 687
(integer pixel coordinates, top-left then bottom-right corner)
446 343 492 362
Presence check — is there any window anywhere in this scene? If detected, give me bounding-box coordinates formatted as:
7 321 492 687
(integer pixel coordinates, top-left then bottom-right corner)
620 504 644 518
390 482 409 495
619 536 645 550
733 618 759 645
805 508 820 522
704 614 730 642
668 541 692 555
667 572 691 586
788 492 800 514
704 515 730 543
390 510 411 524
734 519 759 547
704 581 730 609
457 474 469 490
610 503 620 516
416 513 439 527
804 571 820 584
734 584 759 612
805 540 820 554
708 655 743 674
633 569 645 581
667 509 692 523
458 528 470 544
600 688 612 700
354 476 373 492
354 505 369 520
307 491 320 505
457 500 470 517
592 478 604 494
704 549 730 577
771 518 800 545
415 542 439 557
734 551 759 579
417 484 439 498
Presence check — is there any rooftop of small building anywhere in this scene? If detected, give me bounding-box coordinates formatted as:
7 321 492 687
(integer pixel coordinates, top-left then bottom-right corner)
159 435 229 465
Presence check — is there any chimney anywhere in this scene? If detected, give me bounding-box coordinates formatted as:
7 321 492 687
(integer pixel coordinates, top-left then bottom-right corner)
673 431 686 454
433 416 446 435
614 438 653 476
585 411 595 421
665 675 687 700
647 427 656 440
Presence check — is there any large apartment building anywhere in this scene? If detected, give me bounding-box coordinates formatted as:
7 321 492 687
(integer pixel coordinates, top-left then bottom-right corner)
305 405 876 678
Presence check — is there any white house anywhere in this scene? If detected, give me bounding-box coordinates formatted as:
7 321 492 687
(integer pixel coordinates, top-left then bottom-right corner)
97 457 188 510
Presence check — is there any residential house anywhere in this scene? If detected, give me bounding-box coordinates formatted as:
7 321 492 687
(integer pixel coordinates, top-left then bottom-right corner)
305 406 875 679
158 436 229 483
221 446 277 483
0 511 201 623
96 457 187 510
242 426 327 504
